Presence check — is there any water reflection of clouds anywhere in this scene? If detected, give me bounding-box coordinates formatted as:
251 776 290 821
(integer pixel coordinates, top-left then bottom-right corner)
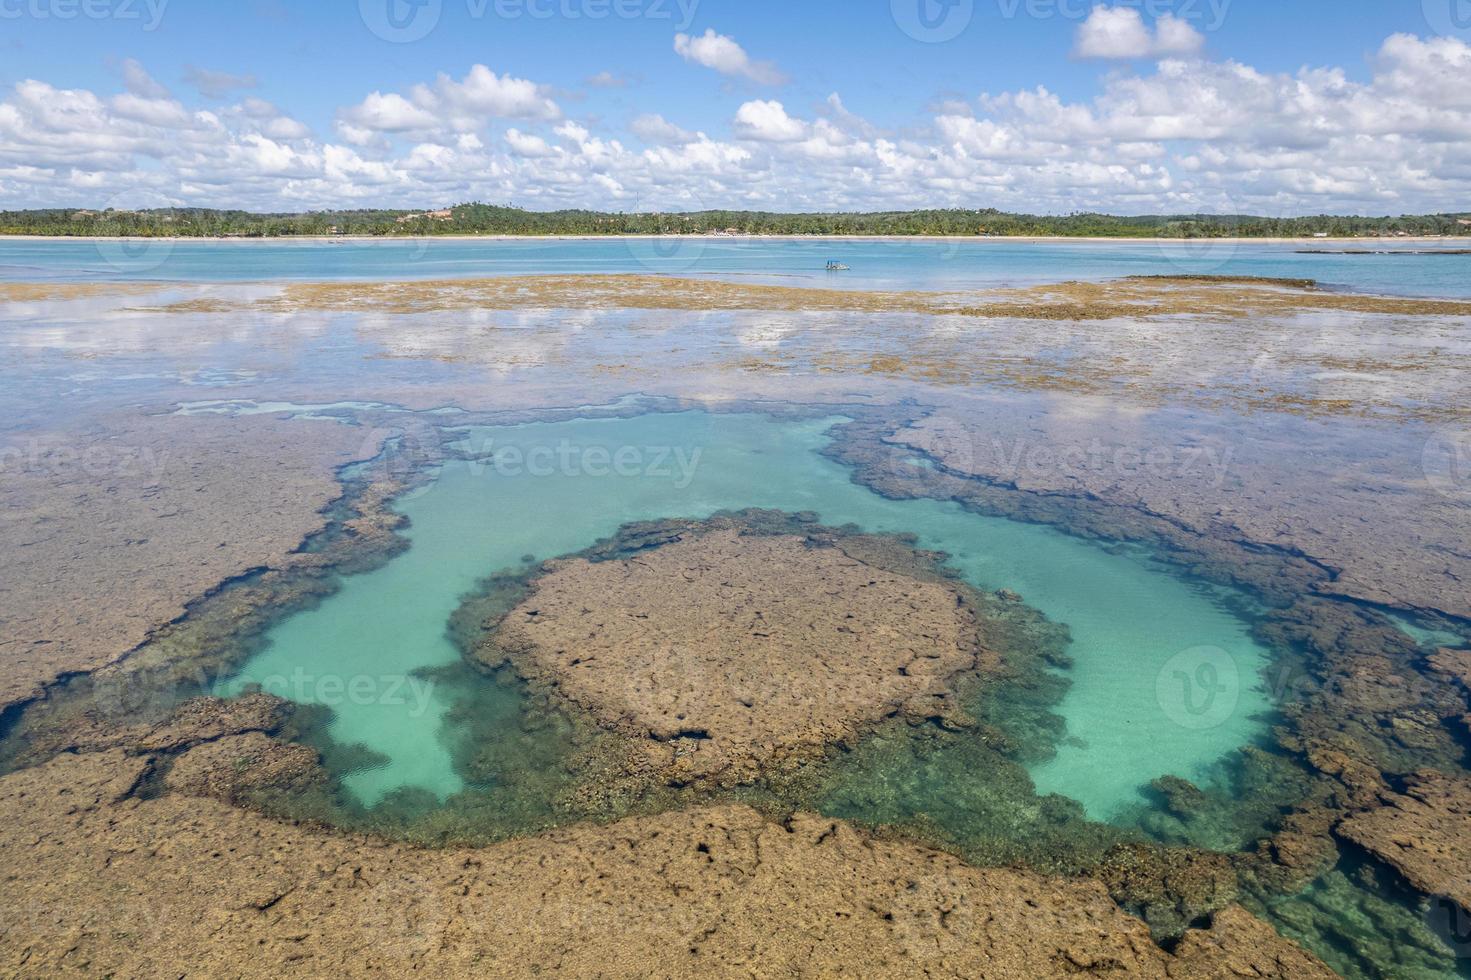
0 285 327 358
733 313 805 350
351 307 616 375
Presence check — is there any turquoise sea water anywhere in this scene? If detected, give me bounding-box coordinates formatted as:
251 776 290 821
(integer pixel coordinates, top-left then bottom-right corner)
2 236 1469 297
218 410 1271 819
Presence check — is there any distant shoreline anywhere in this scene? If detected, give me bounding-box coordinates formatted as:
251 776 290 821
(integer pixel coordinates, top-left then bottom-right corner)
1 233 1465 245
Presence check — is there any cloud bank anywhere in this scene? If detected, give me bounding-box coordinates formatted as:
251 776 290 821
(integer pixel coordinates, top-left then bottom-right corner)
2 33 1470 215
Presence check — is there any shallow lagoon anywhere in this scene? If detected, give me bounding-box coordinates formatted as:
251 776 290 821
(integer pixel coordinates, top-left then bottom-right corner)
219 409 1272 819
4 235 1469 297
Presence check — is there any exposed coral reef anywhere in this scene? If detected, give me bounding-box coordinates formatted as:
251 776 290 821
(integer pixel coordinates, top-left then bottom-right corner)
0 751 1332 979
482 516 996 787
0 412 389 713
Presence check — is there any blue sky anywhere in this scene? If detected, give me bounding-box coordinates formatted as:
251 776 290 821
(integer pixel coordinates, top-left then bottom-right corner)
1 1 1469 213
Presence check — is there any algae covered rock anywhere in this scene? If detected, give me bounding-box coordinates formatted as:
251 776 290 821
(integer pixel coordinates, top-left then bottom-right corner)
482 517 1003 786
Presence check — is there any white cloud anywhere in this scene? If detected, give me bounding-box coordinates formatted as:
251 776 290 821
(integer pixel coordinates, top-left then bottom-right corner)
1 34 1469 216
1153 14 1205 56
821 93 877 139
734 100 806 142
110 93 192 128
430 65 561 123
505 128 556 157
673 29 786 85
338 65 560 142
341 92 438 134
631 113 698 145
1075 6 1203 60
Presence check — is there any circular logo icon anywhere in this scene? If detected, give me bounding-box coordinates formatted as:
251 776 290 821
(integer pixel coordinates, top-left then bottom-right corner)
360 0 442 43
360 420 441 502
891 0 974 43
877 410 976 488
90 664 181 722
1154 195 1247 275
1424 0 1471 41
1423 429 1471 500
94 190 178 276
623 195 710 273
1155 645 1239 731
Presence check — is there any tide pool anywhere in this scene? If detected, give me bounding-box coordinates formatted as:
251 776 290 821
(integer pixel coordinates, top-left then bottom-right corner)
218 409 1272 818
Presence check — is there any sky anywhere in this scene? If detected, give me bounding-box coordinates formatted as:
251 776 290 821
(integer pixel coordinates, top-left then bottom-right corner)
1 0 1469 214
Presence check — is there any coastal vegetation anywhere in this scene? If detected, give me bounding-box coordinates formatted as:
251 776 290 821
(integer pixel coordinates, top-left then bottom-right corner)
2 204 1468 238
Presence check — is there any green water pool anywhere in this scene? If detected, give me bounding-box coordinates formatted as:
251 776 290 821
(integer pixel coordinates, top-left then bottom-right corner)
217 409 1273 819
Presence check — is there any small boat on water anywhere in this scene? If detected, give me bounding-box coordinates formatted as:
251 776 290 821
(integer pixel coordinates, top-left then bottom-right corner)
825 259 850 271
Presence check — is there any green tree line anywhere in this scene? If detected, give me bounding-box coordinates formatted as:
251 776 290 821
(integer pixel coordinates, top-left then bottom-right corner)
2 204 1467 238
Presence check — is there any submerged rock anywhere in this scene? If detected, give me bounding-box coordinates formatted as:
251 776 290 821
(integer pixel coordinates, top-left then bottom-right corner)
1336 769 1471 916
5 691 293 767
165 731 326 802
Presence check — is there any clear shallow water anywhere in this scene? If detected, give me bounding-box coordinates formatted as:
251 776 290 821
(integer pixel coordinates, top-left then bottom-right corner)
3 236 1469 297
218 410 1272 818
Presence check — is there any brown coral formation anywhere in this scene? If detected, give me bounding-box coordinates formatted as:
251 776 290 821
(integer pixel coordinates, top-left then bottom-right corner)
118 273 1471 320
0 751 1331 978
0 411 388 714
1336 769 1471 915
164 731 326 802
889 410 1471 620
486 525 995 785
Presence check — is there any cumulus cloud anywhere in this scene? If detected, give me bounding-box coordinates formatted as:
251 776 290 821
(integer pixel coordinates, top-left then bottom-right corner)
505 128 556 157
235 98 311 140
673 29 786 85
733 100 806 141
338 65 560 143
631 113 698 145
1075 6 1203 60
1 36 1470 216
